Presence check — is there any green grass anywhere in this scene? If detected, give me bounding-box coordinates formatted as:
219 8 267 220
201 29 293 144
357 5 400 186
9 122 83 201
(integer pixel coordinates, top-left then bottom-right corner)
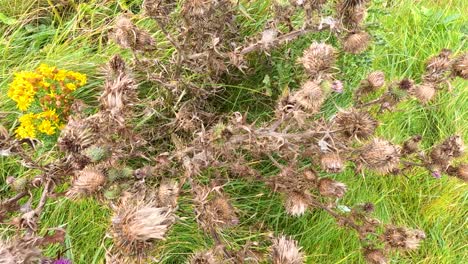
1 0 467 263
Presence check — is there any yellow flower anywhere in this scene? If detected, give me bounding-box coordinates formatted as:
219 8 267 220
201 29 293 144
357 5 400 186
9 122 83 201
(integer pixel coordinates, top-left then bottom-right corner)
54 69 68 82
38 109 59 122
65 83 77 91
15 113 37 139
68 71 87 86
7 73 38 111
36 64 56 79
38 119 56 135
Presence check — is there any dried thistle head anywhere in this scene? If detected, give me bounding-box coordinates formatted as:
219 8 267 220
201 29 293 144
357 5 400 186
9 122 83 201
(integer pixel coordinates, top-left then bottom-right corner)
447 163 468 182
271 236 304 264
343 31 370 54
182 0 214 18
367 71 385 89
401 135 422 155
409 82 436 104
334 109 378 140
291 81 325 113
189 249 219 264
58 118 94 153
298 43 336 79
112 15 156 52
398 78 414 90
338 1 368 29
320 152 344 173
143 0 177 18
157 180 179 207
430 135 465 167
66 167 106 198
423 49 452 83
284 192 309 217
318 178 347 198
205 195 239 229
364 248 387 264
111 199 175 255
0 236 42 264
451 53 468 79
359 139 400 175
383 226 425 251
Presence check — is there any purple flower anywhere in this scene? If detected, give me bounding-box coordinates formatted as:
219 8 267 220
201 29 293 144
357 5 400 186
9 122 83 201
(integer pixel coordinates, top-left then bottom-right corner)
331 80 344 93
53 259 72 264
431 171 441 179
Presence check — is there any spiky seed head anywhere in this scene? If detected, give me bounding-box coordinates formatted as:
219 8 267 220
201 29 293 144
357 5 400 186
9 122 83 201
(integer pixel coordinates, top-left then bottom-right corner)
398 78 414 90
298 43 336 79
452 53 468 79
292 81 325 113
409 83 436 104
108 167 134 182
430 135 465 167
383 226 425 250
401 135 422 155
182 0 213 17
284 192 309 216
112 202 175 254
58 119 94 153
83 145 110 163
367 71 385 89
189 250 218 264
271 236 304 264
0 237 42 264
343 31 370 54
318 178 347 198
364 248 387 264
207 196 239 228
66 167 106 198
112 16 156 52
342 0 369 8
157 181 179 207
320 152 344 173
447 164 468 182
303 169 318 182
7 177 28 192
335 109 378 140
360 139 400 175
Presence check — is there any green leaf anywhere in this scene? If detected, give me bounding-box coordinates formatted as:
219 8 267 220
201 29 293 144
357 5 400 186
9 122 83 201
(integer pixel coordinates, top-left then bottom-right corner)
0 13 17 25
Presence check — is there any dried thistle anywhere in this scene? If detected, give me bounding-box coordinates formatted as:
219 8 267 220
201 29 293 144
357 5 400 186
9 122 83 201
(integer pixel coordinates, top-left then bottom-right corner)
383 226 425 250
0 237 42 264
446 163 468 182
66 167 106 198
423 49 452 83
367 71 386 89
112 16 156 52
401 135 422 155
334 109 378 140
364 248 387 264
58 118 94 153
284 192 309 217
291 81 325 113
409 82 436 104
157 180 179 207
320 152 344 173
430 135 464 168
451 53 468 79
298 42 336 79
398 78 414 90
271 236 304 264
343 31 370 54
189 249 219 264
359 139 400 175
318 178 347 198
111 199 175 255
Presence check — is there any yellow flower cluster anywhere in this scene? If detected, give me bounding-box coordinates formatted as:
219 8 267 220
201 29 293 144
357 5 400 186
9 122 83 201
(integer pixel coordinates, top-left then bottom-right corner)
8 64 87 139
15 110 61 139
